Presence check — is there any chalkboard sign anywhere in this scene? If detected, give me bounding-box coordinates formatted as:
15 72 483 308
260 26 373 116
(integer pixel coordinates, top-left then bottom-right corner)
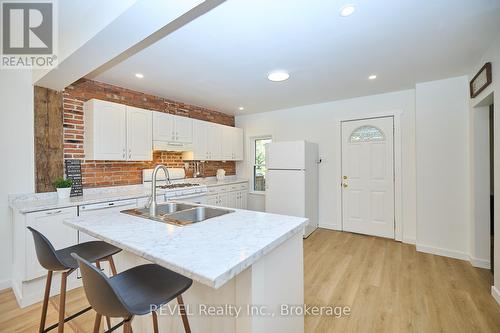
65 159 83 197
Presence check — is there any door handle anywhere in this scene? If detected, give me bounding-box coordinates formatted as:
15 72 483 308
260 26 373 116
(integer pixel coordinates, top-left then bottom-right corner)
342 183 348 188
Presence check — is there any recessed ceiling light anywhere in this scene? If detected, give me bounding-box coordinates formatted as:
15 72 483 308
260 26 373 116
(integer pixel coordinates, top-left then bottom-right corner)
238 106 245 111
135 73 144 79
368 74 377 80
268 71 290 82
340 4 356 17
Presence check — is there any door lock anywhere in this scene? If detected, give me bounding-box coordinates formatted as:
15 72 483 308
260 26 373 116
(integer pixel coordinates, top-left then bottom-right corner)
343 176 348 179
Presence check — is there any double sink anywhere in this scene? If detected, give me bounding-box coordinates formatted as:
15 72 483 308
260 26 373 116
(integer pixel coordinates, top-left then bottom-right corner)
122 202 234 226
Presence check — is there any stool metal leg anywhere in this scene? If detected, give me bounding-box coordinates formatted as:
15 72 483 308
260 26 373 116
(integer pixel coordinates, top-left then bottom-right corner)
152 311 159 333
57 271 68 333
93 313 102 333
177 295 191 333
39 271 53 333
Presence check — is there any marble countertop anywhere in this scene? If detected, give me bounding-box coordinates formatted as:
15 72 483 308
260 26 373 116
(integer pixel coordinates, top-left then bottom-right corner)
186 177 248 187
64 205 307 289
9 178 249 214
9 185 153 214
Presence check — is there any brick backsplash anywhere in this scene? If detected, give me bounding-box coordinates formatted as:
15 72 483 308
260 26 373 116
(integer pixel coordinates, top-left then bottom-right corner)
63 79 235 188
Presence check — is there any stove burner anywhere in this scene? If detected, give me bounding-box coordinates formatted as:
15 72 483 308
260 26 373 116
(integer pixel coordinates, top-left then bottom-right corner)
157 183 200 189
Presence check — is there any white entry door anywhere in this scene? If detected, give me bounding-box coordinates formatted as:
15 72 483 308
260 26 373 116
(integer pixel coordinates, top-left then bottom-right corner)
341 117 395 238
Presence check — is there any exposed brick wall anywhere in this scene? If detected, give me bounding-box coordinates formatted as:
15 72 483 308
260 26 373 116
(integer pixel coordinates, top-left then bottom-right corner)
63 79 235 188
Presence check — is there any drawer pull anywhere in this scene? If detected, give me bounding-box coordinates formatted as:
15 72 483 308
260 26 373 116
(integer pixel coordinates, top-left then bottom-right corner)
46 210 62 215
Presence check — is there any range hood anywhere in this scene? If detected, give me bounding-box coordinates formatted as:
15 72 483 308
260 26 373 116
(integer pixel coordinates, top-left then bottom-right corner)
153 140 193 152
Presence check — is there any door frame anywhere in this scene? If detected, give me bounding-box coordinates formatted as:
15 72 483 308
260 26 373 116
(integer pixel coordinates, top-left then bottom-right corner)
334 110 403 241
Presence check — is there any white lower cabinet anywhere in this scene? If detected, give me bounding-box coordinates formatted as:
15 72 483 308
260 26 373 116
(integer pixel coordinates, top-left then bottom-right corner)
24 207 79 281
12 206 79 308
206 182 248 209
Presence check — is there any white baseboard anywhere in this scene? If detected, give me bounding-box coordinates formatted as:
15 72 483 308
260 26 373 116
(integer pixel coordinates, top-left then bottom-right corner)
469 256 491 269
318 223 341 231
0 279 11 292
416 244 469 261
492 286 500 306
403 237 416 245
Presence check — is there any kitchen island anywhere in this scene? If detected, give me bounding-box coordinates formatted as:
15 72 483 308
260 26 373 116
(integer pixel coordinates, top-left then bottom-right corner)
64 203 307 333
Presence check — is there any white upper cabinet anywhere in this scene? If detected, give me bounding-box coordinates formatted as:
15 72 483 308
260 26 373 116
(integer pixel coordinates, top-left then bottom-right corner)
84 99 152 161
153 112 193 143
221 126 244 161
184 121 243 161
153 112 175 142
84 99 127 160
173 115 193 143
207 122 222 160
127 106 152 161
233 127 244 160
184 119 208 160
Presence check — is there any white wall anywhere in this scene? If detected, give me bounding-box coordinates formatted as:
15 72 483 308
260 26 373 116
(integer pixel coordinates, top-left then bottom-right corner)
236 89 417 243
469 35 500 300
0 71 35 289
415 76 470 259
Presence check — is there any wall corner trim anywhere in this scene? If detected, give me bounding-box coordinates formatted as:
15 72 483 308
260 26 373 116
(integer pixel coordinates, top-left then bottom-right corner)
492 286 500 306
416 244 469 261
469 256 491 269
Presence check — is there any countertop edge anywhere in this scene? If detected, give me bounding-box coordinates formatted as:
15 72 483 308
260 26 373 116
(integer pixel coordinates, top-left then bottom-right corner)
63 216 307 289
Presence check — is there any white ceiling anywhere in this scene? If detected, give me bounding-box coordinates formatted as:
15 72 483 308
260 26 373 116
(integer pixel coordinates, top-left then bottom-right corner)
93 0 500 115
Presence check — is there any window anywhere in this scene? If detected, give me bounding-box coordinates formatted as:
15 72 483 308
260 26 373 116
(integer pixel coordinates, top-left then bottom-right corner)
253 137 272 192
349 125 385 143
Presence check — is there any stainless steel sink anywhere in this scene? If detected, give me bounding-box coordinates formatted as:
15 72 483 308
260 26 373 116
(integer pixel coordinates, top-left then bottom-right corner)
167 207 233 224
156 202 194 214
121 202 234 226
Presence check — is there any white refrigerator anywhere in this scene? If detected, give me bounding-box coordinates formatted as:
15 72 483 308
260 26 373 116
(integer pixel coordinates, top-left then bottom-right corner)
265 140 319 238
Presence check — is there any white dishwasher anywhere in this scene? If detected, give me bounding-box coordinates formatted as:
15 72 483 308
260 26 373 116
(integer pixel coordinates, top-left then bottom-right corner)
78 199 138 243
77 199 137 276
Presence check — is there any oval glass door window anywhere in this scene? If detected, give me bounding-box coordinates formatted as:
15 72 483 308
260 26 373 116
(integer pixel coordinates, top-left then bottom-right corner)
349 125 385 143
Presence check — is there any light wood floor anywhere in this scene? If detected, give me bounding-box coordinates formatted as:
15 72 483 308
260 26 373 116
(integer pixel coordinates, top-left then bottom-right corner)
1 229 500 332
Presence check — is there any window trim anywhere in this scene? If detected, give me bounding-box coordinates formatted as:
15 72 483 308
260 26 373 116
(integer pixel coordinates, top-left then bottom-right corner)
251 135 272 193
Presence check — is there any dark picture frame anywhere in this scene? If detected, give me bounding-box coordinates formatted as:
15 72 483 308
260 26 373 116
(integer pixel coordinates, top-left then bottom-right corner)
470 62 492 98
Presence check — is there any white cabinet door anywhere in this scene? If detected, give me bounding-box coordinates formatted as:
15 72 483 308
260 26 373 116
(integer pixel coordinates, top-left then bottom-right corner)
153 112 175 142
240 191 248 209
25 207 78 281
86 100 127 160
221 126 243 161
127 106 152 161
227 192 237 208
207 123 222 160
184 119 208 160
221 126 233 160
173 115 193 143
218 192 229 207
206 194 219 206
233 127 244 161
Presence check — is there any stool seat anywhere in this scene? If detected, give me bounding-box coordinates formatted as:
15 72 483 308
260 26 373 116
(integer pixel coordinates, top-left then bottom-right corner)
109 264 193 315
57 241 121 269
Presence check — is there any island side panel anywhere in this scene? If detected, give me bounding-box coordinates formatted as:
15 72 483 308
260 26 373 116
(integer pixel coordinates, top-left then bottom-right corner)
237 232 305 333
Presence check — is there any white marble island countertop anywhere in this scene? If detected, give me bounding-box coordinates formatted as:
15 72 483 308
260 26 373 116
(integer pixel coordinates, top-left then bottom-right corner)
64 206 307 289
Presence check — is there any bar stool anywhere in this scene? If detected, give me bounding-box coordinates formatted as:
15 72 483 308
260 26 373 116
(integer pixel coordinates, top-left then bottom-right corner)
72 253 193 333
27 227 122 333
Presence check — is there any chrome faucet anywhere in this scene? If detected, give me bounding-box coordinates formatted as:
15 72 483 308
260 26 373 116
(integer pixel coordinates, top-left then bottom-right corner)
147 165 170 216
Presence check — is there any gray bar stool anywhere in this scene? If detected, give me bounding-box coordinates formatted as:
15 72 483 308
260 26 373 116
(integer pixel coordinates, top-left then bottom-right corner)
28 227 122 333
72 253 193 333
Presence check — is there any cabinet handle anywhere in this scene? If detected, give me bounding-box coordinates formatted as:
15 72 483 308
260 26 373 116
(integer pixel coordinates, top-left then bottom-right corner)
46 210 62 215
123 149 126 158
